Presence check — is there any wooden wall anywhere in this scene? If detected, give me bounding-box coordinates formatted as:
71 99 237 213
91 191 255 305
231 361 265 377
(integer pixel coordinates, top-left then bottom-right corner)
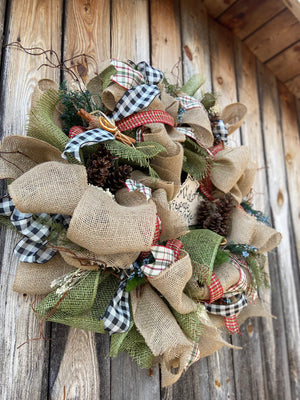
0 1 299 399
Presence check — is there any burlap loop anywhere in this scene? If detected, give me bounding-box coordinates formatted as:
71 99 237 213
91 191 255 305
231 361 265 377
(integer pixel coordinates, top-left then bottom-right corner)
212 160 257 204
221 103 247 135
150 250 197 314
67 186 157 255
211 146 251 194
161 90 179 122
187 262 241 301
152 188 188 241
131 284 193 372
8 161 87 215
227 207 282 252
101 83 127 111
144 123 179 156
181 107 214 148
131 170 175 201
151 142 184 199
115 187 149 206
0 136 66 180
12 253 75 295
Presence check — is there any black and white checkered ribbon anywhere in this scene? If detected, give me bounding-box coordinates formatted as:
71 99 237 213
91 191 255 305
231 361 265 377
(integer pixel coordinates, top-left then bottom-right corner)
212 119 228 144
0 196 70 263
102 274 130 334
62 128 115 162
135 61 164 85
204 293 248 317
112 84 161 121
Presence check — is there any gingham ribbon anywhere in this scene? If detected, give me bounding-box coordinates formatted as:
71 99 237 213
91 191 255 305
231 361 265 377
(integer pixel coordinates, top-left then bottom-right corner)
111 84 161 121
224 315 241 334
212 119 228 144
0 196 70 263
204 293 248 317
165 238 183 260
62 128 115 162
115 109 175 132
184 342 201 371
225 257 248 296
125 179 152 200
102 273 131 334
230 254 257 300
207 272 224 303
177 95 203 110
134 61 164 85
141 240 182 278
111 60 144 89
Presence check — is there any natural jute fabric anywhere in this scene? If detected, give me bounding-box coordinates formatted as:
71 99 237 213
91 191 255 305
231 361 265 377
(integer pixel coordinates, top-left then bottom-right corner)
115 187 149 206
228 207 282 252
101 83 127 111
8 161 87 215
180 107 214 148
152 188 188 241
144 123 180 156
220 103 247 135
160 90 179 123
131 170 175 201
150 250 197 314
131 284 194 375
13 253 75 295
0 136 66 180
67 186 157 255
211 146 250 194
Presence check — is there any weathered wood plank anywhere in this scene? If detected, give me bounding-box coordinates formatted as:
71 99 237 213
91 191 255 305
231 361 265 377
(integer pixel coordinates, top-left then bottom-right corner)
244 9 300 63
111 0 149 62
180 0 212 92
278 82 300 272
217 0 285 40
150 0 182 84
257 60 300 400
282 0 300 22
284 74 300 99
63 0 111 82
0 0 7 61
204 0 238 19
0 1 62 399
232 37 276 400
265 41 300 84
48 1 111 399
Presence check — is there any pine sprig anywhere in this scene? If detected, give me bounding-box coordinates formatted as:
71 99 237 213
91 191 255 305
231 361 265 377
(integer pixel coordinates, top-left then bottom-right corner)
182 137 212 181
241 200 270 226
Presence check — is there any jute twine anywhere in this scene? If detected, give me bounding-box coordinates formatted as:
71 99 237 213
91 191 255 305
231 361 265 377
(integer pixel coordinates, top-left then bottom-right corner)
12 253 75 295
0 136 66 180
152 188 188 241
131 284 194 375
150 250 197 314
8 161 87 215
67 186 157 255
181 107 214 148
228 207 282 252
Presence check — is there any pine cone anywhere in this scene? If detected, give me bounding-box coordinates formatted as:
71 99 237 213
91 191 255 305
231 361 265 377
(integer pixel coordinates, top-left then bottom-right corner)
86 145 114 187
197 200 212 225
106 164 133 193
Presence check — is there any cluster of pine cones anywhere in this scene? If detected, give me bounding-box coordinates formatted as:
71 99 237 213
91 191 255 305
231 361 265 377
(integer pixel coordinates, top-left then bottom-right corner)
86 144 132 193
197 194 235 236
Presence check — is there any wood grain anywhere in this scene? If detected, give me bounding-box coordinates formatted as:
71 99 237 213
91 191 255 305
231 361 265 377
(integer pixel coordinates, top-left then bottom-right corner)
257 60 300 400
204 0 238 19
0 1 62 399
244 9 300 63
64 0 110 82
218 0 285 40
180 0 212 92
284 74 300 98
111 0 150 62
0 0 7 62
266 41 300 83
150 0 182 84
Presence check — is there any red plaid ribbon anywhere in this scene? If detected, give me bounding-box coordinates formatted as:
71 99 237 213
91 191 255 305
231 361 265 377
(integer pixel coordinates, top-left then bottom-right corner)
207 272 224 303
224 315 241 334
165 239 183 262
115 110 175 132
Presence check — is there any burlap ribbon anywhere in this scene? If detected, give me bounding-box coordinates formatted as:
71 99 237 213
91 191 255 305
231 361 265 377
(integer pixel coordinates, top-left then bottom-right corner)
180 107 214 148
227 207 282 252
220 103 247 135
67 186 157 255
131 170 176 201
0 136 66 180
12 253 75 295
8 161 88 215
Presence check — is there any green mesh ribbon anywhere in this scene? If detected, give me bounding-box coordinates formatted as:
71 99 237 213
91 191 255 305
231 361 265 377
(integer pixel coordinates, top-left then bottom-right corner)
27 89 69 152
180 74 205 97
100 64 117 91
35 271 119 333
180 229 223 284
172 304 206 342
110 323 154 369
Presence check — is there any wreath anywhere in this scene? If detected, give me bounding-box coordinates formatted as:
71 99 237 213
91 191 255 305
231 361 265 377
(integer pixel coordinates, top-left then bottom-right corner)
0 51 281 386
